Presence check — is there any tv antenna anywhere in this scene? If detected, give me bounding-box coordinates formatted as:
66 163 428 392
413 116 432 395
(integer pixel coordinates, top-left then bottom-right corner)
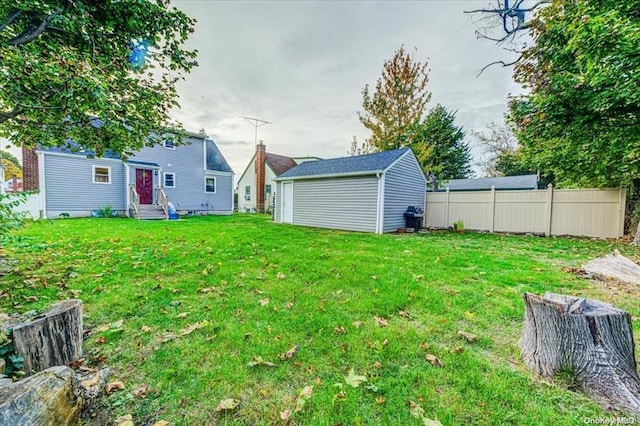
240 116 271 145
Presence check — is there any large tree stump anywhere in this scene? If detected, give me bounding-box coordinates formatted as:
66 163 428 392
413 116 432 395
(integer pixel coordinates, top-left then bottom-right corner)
11 299 83 375
0 365 83 426
520 292 640 415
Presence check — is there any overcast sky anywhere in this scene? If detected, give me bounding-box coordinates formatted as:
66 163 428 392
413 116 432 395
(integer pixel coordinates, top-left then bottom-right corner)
169 0 522 179
6 1 522 180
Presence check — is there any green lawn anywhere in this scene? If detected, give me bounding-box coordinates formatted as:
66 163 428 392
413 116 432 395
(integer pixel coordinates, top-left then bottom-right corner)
2 215 639 425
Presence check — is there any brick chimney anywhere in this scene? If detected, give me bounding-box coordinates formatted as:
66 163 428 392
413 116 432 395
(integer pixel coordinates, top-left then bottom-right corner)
255 141 266 213
22 145 39 191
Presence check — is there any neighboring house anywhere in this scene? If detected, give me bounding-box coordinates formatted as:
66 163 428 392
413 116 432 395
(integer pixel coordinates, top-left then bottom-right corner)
440 174 539 191
22 131 234 219
273 148 426 234
236 142 318 213
6 177 23 192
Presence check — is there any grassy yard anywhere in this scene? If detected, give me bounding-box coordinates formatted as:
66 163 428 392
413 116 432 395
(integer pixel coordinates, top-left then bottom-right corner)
2 214 639 425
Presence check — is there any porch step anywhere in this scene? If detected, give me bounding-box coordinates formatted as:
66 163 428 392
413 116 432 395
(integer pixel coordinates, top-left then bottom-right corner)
137 205 167 220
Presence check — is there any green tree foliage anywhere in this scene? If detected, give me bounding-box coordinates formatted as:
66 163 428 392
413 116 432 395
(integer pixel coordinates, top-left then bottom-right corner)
412 105 471 180
0 1 197 157
358 46 431 150
508 0 640 187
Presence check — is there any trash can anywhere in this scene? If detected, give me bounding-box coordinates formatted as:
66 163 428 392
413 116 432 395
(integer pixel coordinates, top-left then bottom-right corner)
167 202 179 220
404 206 424 231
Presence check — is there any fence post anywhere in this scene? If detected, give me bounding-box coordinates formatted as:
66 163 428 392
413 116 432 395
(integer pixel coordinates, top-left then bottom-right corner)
490 186 496 233
617 187 627 238
445 187 450 228
545 183 553 237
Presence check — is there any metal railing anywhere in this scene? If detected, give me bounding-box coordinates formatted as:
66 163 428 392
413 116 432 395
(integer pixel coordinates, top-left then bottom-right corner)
156 186 169 219
129 184 140 219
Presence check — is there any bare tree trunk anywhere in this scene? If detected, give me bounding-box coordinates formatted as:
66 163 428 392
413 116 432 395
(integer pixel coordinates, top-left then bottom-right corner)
520 292 640 415
11 299 83 375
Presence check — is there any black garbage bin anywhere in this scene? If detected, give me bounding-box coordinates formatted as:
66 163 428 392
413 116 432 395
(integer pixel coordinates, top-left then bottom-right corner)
404 206 424 231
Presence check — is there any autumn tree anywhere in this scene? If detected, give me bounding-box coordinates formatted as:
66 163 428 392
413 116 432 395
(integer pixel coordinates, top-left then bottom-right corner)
473 122 531 177
0 150 22 179
0 0 197 157
359 46 431 151
347 136 375 156
412 105 471 180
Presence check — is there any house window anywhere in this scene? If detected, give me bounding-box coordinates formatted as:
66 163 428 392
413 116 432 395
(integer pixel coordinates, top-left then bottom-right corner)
164 173 175 188
244 185 251 200
265 184 272 195
92 166 111 184
164 139 175 149
205 177 216 193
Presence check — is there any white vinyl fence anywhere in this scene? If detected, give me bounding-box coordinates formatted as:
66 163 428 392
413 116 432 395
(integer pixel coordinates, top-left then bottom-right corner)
425 185 626 239
2 192 45 219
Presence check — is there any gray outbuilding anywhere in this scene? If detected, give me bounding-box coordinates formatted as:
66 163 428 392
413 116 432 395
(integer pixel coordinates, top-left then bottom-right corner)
273 148 426 233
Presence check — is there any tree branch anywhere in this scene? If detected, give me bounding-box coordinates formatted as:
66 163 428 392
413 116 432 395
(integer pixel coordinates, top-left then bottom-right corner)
476 54 523 77
0 107 23 124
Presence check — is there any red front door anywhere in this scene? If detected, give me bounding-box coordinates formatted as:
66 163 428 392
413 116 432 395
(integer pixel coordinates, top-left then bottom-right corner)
136 169 153 204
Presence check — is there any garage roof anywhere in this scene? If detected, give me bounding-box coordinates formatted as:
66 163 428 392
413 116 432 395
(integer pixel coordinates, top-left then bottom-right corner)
275 148 409 180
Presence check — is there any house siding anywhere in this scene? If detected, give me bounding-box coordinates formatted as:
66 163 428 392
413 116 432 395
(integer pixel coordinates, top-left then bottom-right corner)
131 137 233 214
383 152 427 233
287 176 379 232
274 181 282 223
44 155 126 212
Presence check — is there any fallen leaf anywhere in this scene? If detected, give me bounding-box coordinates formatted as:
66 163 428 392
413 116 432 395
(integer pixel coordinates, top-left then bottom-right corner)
279 344 299 360
409 400 426 419
114 414 134 426
457 330 478 342
106 380 125 394
199 286 217 294
295 385 314 412
398 310 411 318
152 421 170 426
419 342 430 350
280 409 291 420
376 396 385 404
333 325 347 334
374 316 389 327
110 319 124 330
425 354 444 367
179 320 208 336
285 301 293 309
133 385 149 399
141 325 152 333
259 298 270 306
277 272 286 279
176 312 189 319
94 324 110 333
215 398 239 411
247 356 276 368
351 321 363 328
23 295 39 302
333 391 347 403
96 336 107 344
345 368 367 388
373 361 383 369
454 346 465 354
463 310 475 319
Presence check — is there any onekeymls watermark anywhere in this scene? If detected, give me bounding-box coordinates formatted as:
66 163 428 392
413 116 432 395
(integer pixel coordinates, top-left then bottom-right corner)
583 418 637 425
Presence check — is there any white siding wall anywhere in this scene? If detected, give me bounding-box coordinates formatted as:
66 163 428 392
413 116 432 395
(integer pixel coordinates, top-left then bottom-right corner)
383 152 427 232
285 176 379 233
236 156 256 212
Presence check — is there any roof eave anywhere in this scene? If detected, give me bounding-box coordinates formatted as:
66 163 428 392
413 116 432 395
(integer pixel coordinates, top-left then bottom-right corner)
274 169 384 181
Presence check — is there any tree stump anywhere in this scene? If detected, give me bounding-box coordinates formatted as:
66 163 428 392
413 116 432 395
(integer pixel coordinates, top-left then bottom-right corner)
11 299 83 375
520 292 640 415
0 365 83 426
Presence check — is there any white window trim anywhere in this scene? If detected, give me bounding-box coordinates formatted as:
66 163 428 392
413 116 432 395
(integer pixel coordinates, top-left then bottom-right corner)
164 172 176 188
92 165 111 184
204 176 216 194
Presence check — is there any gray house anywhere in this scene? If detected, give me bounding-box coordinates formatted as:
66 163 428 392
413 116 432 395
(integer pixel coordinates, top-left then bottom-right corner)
26 132 234 219
273 148 426 233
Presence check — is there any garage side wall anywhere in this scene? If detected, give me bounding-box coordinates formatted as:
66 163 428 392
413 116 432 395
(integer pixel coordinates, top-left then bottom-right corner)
289 176 379 232
383 153 427 233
